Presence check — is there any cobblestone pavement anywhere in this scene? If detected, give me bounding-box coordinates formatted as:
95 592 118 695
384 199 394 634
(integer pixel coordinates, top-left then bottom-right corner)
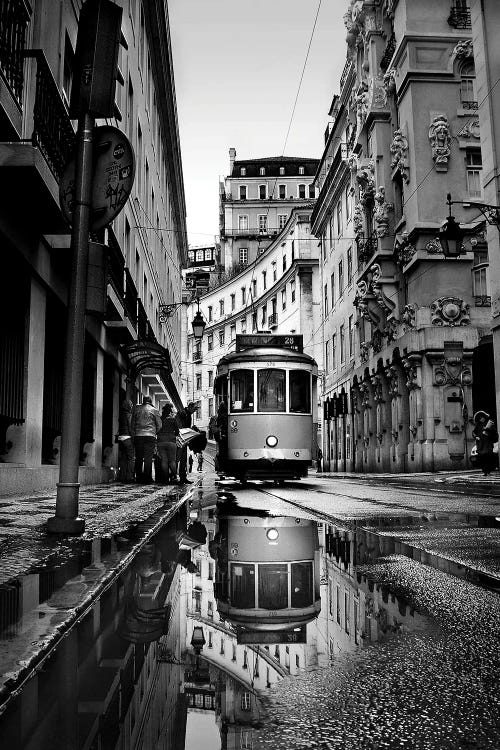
0 479 202 585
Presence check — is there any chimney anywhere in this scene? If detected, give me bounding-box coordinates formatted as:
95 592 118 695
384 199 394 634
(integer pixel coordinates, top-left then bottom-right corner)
229 147 236 174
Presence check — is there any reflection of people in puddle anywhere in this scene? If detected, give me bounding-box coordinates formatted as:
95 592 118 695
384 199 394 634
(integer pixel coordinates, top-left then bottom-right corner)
155 510 208 577
120 544 170 644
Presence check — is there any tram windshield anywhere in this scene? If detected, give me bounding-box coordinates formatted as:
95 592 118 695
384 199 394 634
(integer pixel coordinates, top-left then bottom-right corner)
289 370 311 413
291 562 314 607
258 369 286 412
258 564 288 609
231 563 255 607
230 370 254 412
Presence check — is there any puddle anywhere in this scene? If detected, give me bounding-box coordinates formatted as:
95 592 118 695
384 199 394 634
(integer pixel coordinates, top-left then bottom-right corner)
0 486 498 749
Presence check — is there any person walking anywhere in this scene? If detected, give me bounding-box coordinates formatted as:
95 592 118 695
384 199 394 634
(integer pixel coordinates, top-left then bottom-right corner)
316 447 323 473
188 453 194 473
176 402 197 484
197 452 204 472
472 411 498 476
131 396 162 484
156 402 180 484
117 399 135 482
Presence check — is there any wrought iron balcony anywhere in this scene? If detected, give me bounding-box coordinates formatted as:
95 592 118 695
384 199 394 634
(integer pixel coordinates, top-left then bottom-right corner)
448 4 471 28
340 59 353 91
268 313 278 328
356 235 378 264
193 350 203 363
0 0 31 106
474 295 491 307
221 226 279 238
380 33 396 71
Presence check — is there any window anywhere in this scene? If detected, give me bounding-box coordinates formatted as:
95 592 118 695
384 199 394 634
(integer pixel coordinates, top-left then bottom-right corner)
261 304 267 327
272 261 277 281
291 278 296 303
291 562 313 606
208 305 213 322
259 564 288 608
208 370 214 387
192 590 201 612
336 584 341 624
347 247 353 285
258 369 286 412
241 287 246 305
243 650 248 669
241 692 251 711
330 272 335 307
325 340 330 372
219 329 225 346
298 184 306 199
252 279 257 297
259 184 267 199
309 184 315 199
349 315 354 358
207 333 213 351
281 288 286 310
279 184 286 199
340 324 345 363
344 591 350 634
241 317 247 334
299 166 305 175
345 185 351 222
279 166 285 175
460 61 476 107
239 247 248 265
332 332 337 370
338 259 344 298
207 600 213 619
196 373 202 390
258 215 268 232
282 254 287 272
336 200 343 236
472 251 490 304
238 215 249 230
231 369 254 411
239 185 247 200
62 34 75 104
278 214 288 229
230 324 236 341
252 312 257 331
262 270 267 289
231 563 255 606
220 299 225 316
231 293 236 311
324 283 329 316
290 371 311 413
466 149 482 197
259 166 266 176
240 167 246 176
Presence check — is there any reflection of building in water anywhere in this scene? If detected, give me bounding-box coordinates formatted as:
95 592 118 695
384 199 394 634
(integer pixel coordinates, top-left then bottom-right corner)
321 523 432 659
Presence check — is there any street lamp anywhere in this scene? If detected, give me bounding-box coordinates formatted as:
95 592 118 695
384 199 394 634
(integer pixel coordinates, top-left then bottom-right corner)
439 193 466 258
190 625 206 654
159 296 206 340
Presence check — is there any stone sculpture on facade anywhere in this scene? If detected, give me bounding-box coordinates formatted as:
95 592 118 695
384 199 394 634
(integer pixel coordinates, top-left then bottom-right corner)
430 296 470 327
383 68 397 96
356 159 376 207
390 128 409 183
373 186 393 237
401 304 417 330
353 201 364 238
395 234 416 267
452 40 473 59
428 115 452 171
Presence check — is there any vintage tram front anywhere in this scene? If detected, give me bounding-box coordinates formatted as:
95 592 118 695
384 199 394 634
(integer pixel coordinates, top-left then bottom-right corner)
214 334 318 482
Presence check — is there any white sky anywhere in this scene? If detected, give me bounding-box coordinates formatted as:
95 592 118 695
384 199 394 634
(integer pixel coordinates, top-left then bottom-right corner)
168 0 348 247
184 710 221 749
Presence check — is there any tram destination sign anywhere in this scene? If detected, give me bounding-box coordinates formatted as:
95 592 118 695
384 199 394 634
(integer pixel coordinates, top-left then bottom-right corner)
237 626 307 645
236 334 303 352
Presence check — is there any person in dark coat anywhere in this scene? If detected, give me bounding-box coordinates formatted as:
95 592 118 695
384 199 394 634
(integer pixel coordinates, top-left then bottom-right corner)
117 399 135 482
472 411 498 476
131 396 162 484
156 402 180 484
176 402 197 484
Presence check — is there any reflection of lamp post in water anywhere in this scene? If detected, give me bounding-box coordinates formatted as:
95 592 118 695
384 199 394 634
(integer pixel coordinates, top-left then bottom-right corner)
191 625 206 674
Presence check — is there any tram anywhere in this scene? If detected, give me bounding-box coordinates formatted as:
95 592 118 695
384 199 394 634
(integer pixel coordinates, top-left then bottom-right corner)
214 334 318 482
211 505 321 632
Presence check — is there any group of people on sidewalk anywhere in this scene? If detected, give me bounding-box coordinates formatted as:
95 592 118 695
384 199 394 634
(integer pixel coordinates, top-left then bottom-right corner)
117 398 202 485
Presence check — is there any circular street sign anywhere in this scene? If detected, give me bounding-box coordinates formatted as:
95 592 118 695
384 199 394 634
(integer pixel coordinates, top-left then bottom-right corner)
59 125 135 231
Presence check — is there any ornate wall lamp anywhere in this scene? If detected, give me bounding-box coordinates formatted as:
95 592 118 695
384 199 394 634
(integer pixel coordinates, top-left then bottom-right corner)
159 297 206 340
439 192 500 258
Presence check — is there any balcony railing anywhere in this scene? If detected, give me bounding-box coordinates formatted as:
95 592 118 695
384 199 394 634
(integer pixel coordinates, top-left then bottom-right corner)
25 50 76 178
448 4 471 28
380 33 396 71
193 350 203 363
268 313 278 328
123 268 138 329
222 226 279 238
0 0 31 105
340 59 353 91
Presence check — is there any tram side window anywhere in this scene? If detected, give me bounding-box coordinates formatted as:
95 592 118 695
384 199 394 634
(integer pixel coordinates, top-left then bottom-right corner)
289 370 311 413
258 563 288 609
258 369 286 412
231 563 255 608
291 562 313 607
230 370 254 412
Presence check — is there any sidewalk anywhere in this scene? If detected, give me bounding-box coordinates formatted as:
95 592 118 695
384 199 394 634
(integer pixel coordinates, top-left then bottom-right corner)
316 467 500 494
0 479 201 586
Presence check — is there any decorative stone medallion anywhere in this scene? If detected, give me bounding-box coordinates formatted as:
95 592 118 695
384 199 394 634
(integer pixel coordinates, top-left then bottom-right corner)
430 296 470 327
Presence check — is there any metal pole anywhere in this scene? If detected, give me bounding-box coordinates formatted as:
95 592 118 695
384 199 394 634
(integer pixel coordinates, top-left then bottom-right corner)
48 112 95 534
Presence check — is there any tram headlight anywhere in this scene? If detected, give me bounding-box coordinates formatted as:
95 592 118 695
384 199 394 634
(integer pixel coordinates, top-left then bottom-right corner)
266 435 278 447
266 528 279 541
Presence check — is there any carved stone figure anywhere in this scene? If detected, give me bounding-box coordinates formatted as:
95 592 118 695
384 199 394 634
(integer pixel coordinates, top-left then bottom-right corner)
430 296 470 327
360 341 371 362
373 186 394 238
383 68 397 96
385 365 400 398
384 318 399 342
425 239 442 254
429 115 452 170
452 40 473 59
357 160 375 207
353 201 364 237
401 304 416 329
384 0 397 18
355 82 369 134
458 120 480 140
390 128 409 183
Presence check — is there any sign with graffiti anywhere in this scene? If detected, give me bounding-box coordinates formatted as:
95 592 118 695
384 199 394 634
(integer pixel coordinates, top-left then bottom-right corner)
60 125 135 231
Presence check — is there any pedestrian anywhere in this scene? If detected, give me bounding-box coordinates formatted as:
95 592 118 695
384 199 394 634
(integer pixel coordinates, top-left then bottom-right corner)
197 451 204 472
472 411 498 476
156 402 179 484
176 401 197 484
131 396 162 484
117 399 135 482
188 452 194 473
317 447 323 473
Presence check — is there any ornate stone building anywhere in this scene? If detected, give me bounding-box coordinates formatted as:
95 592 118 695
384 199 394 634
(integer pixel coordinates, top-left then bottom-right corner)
312 0 495 473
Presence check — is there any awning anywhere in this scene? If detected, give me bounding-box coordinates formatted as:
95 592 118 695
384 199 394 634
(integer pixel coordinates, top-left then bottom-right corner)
122 340 172 374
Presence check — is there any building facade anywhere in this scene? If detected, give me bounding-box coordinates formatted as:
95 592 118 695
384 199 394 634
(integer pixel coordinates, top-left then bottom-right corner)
219 149 319 272
184 206 323 437
312 0 495 473
0 0 187 494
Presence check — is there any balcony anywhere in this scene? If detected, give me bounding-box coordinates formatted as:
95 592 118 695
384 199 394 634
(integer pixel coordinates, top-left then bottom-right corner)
0 0 31 121
380 33 396 71
448 4 471 28
193 351 203 363
268 313 278 328
0 49 75 234
339 59 353 91
221 226 279 239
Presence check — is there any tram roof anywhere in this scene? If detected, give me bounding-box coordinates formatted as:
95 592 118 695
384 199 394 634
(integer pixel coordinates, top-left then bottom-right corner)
217 347 318 368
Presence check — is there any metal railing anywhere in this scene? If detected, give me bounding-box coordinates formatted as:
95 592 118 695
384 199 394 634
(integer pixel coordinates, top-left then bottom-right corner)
123 268 138 328
380 33 396 71
221 226 279 238
0 0 31 105
25 50 75 178
340 59 352 91
448 4 471 28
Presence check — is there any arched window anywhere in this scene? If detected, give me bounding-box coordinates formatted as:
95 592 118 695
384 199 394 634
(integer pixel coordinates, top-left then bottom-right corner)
460 61 476 108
